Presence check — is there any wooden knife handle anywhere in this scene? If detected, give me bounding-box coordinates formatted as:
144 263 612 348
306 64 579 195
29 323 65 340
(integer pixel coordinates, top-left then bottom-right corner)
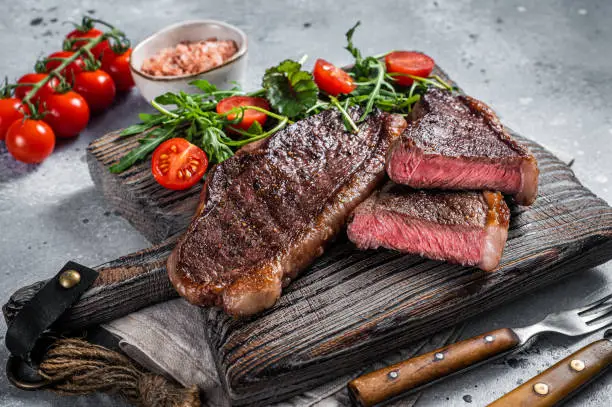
348 328 520 406
488 339 612 407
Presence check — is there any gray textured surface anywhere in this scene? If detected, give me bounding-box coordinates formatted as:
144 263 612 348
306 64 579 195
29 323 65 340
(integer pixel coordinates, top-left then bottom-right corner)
0 0 611 406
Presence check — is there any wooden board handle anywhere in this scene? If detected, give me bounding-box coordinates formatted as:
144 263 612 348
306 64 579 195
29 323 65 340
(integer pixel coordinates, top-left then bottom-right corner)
488 339 612 407
348 328 520 406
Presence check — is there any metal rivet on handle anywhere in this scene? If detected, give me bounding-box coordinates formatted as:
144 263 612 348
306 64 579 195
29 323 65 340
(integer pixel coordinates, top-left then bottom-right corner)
533 382 549 395
570 359 585 372
58 269 81 289
484 335 495 343
434 352 445 361
388 370 399 380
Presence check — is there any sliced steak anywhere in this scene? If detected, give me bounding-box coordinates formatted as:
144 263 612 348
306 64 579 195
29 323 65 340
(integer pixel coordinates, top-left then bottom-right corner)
347 184 510 271
386 89 539 205
167 109 407 316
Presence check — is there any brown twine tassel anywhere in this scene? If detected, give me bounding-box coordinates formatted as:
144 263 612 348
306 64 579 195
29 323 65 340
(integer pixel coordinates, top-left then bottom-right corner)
37 338 201 407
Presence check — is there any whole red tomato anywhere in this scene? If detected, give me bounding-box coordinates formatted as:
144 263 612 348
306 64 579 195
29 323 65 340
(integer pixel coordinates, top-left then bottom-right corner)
43 91 90 138
66 27 114 67
14 73 59 101
5 119 55 163
74 70 116 113
104 48 135 92
0 98 28 140
45 51 85 78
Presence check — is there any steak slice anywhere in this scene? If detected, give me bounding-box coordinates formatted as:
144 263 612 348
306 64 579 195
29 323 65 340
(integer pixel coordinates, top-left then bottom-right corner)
386 89 539 205
347 184 510 271
167 109 407 316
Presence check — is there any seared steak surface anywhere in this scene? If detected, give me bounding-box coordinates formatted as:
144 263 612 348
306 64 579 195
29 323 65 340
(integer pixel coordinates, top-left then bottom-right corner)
386 89 538 205
347 184 510 271
168 109 406 316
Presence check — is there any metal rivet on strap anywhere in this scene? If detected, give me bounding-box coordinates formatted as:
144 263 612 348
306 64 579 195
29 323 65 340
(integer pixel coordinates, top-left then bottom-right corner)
434 352 445 361
484 335 495 343
58 269 81 289
570 359 585 372
388 370 399 380
533 382 549 395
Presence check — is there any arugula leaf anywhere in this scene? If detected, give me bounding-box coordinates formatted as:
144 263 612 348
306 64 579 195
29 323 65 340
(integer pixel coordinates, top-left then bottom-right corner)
262 59 318 119
246 120 263 135
201 126 234 164
109 127 174 173
119 115 166 136
345 21 362 64
189 79 218 94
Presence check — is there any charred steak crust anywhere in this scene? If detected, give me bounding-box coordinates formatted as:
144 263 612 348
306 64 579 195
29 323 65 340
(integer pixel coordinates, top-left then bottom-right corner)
386 89 539 205
168 109 407 316
347 185 510 271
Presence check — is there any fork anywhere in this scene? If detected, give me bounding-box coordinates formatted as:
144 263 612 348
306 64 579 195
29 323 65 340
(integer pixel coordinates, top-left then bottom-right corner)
348 293 612 407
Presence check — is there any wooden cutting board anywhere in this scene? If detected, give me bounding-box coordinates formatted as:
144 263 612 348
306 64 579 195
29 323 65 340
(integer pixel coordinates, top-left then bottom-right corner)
69 69 612 404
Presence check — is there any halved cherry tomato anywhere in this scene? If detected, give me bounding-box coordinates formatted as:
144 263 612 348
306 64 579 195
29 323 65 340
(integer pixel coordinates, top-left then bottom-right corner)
5 119 55 164
0 98 28 141
313 59 356 96
66 27 114 67
43 91 90 138
103 48 135 92
216 96 270 131
151 138 208 190
14 73 59 101
45 51 85 78
385 51 435 86
74 70 116 113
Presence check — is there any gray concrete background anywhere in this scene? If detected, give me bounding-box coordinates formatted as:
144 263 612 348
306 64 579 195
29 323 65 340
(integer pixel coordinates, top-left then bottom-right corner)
1 0 611 406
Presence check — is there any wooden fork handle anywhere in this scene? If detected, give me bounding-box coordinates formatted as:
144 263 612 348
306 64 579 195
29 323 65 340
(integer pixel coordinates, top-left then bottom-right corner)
348 328 520 406
488 339 612 407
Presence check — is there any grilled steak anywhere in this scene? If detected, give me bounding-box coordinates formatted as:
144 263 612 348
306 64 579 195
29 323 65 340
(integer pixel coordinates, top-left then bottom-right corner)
386 89 539 205
347 184 510 271
167 109 407 316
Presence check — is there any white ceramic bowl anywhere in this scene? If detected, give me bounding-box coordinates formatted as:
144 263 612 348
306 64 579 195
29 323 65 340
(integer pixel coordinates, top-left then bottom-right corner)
130 20 248 101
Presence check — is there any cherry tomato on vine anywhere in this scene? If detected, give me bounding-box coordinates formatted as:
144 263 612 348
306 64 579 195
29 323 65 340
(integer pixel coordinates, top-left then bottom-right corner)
0 98 28 141
74 70 116 113
14 73 59 101
45 51 85 78
385 51 435 86
43 91 90 138
313 59 356 96
216 96 270 131
151 138 208 190
5 119 55 164
66 27 114 67
103 48 135 92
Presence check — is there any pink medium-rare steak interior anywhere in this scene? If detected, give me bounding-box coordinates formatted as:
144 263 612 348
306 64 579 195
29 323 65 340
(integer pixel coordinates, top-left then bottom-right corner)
347 185 510 271
167 109 407 316
386 88 539 206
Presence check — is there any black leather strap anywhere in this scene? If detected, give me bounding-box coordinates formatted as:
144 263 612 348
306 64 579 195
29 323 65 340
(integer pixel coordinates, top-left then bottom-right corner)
5 261 98 365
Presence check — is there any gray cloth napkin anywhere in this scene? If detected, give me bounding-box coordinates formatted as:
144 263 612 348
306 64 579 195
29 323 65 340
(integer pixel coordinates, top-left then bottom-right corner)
104 299 462 407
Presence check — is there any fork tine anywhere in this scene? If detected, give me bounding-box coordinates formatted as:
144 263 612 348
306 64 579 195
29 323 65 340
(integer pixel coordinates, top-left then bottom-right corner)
578 293 612 315
586 313 612 330
579 302 612 318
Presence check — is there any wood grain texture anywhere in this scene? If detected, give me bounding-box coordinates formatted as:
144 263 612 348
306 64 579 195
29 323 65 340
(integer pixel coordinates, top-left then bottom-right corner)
348 328 520 406
87 131 201 244
202 135 612 405
488 339 612 407
6 67 610 405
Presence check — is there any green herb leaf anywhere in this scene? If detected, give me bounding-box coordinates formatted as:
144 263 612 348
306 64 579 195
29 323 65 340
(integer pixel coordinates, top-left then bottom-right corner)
345 21 362 63
246 120 263 135
189 79 218 94
119 115 165 136
262 59 318 119
109 127 175 173
154 92 181 105
201 127 234 164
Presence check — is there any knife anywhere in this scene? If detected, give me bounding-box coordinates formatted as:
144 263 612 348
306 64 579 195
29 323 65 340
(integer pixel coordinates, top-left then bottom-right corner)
347 294 612 407
488 329 612 406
